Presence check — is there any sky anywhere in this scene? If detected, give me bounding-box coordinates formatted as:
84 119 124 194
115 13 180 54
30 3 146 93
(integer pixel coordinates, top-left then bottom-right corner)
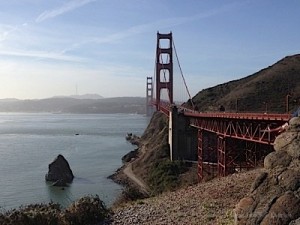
0 0 299 100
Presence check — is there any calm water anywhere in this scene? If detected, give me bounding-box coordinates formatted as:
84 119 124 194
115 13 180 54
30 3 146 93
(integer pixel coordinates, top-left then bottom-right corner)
0 113 148 210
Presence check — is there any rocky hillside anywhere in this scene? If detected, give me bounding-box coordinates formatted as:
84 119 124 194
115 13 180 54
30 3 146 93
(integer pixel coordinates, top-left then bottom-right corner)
235 117 300 225
111 168 260 225
190 54 300 113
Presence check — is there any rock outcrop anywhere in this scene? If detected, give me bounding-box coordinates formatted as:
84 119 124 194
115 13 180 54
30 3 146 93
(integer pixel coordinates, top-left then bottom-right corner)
126 133 140 146
45 154 74 186
234 117 300 225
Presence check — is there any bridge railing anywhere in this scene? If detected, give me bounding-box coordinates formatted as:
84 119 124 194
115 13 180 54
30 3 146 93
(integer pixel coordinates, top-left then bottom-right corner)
183 110 291 121
151 99 171 116
151 101 292 122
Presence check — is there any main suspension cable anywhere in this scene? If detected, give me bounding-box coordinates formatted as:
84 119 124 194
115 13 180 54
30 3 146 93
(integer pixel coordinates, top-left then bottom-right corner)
172 38 195 109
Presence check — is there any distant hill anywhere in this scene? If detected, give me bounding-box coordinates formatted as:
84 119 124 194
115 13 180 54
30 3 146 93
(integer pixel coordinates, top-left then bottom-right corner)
0 98 19 103
52 94 104 100
0 97 145 114
190 54 300 113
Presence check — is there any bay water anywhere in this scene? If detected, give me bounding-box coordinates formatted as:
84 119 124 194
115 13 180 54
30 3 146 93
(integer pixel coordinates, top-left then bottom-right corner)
0 113 148 210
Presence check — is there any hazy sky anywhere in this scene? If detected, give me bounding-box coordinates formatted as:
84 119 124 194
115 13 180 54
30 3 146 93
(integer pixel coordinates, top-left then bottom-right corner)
0 0 299 99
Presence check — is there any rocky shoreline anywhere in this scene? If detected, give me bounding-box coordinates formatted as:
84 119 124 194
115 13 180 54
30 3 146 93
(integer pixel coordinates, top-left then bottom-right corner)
108 133 149 206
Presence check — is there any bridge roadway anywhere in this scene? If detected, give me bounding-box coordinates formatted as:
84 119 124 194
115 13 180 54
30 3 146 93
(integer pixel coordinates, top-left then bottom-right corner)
184 110 291 145
156 102 293 180
157 101 291 145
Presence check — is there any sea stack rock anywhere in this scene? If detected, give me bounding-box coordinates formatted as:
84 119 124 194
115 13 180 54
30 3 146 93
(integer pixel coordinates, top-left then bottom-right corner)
45 154 74 187
234 117 300 225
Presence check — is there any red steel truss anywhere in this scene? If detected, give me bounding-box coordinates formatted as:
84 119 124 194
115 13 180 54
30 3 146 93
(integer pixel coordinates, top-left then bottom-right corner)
185 111 290 145
197 129 203 182
185 110 290 181
152 102 291 181
217 136 226 177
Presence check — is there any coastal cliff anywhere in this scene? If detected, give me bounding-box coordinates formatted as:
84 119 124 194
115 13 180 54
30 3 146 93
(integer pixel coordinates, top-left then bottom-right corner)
111 111 198 203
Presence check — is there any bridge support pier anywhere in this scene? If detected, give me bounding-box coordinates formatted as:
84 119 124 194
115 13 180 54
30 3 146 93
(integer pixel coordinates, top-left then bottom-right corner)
217 136 226 177
169 106 197 161
197 129 203 181
196 132 274 182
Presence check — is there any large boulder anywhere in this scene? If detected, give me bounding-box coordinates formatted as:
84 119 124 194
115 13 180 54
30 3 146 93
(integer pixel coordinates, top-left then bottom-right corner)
45 154 74 186
234 117 300 225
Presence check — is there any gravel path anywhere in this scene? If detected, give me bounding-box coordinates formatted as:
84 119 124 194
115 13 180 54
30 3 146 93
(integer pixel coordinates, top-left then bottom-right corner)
109 168 261 225
123 162 150 195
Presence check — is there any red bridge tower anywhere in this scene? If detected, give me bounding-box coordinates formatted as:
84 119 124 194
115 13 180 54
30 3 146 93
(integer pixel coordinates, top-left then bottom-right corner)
156 32 173 110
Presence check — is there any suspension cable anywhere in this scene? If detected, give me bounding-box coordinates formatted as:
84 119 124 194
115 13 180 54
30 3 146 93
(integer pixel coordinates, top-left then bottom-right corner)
172 38 195 109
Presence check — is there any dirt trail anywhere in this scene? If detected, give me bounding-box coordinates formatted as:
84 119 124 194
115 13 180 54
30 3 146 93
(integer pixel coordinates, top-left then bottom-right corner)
123 162 150 195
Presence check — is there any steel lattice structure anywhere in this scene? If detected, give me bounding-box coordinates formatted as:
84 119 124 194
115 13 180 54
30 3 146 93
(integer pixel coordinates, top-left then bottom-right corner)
185 110 291 181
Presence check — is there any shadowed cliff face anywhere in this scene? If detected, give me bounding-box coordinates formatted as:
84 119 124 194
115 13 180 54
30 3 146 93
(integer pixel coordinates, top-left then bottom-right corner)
131 111 170 183
235 117 300 225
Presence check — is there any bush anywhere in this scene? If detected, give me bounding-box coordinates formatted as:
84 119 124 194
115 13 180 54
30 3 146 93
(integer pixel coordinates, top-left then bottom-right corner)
62 195 108 225
0 203 61 225
113 186 148 206
148 160 189 195
0 196 109 225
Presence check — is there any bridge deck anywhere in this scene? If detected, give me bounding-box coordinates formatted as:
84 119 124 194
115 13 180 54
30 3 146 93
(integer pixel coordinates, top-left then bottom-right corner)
183 111 291 122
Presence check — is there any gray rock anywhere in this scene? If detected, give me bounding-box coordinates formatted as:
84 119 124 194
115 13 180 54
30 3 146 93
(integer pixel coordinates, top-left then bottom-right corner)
285 138 300 158
235 116 300 225
289 217 300 225
251 171 268 192
264 151 292 170
278 169 300 191
45 154 74 186
288 117 300 132
260 192 300 225
52 179 68 187
274 132 297 152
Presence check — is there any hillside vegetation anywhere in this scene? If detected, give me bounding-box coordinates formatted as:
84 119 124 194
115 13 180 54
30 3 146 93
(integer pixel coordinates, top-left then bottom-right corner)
190 54 300 113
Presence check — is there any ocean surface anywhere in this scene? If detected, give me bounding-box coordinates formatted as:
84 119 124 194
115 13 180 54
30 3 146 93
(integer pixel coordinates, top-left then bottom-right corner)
0 113 149 210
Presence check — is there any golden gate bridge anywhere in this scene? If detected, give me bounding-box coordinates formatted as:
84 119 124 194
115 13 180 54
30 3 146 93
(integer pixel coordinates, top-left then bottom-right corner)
146 32 291 181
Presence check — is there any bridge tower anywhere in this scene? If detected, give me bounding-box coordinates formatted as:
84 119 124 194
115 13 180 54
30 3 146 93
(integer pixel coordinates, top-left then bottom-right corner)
156 32 173 110
146 76 154 116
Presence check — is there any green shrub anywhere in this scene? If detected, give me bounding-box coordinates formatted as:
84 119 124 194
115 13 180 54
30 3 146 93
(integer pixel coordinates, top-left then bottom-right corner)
113 186 148 206
148 160 189 195
0 195 109 225
62 195 108 225
0 203 61 225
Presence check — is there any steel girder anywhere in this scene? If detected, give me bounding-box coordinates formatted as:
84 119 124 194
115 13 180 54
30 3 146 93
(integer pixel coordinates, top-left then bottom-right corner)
189 116 288 145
